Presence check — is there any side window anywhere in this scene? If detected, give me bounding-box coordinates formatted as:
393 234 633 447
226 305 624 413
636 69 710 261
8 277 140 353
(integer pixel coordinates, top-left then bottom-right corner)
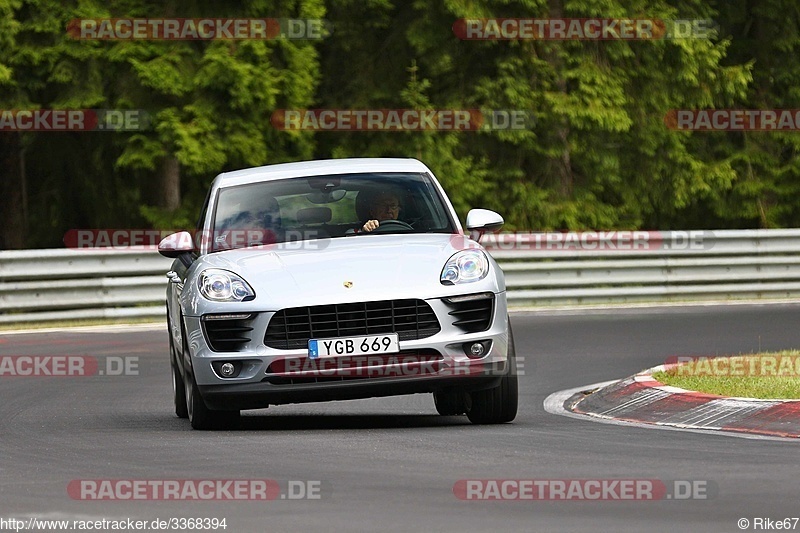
196 185 213 232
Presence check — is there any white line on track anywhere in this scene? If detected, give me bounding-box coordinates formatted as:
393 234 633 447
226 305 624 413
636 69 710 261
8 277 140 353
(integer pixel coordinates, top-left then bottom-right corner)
0 322 165 336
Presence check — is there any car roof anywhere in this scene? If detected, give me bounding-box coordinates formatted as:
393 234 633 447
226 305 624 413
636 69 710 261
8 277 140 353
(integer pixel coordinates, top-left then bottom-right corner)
214 158 432 188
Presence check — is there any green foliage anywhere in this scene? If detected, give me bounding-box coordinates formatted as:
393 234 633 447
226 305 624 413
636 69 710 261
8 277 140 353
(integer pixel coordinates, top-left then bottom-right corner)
2 0 800 249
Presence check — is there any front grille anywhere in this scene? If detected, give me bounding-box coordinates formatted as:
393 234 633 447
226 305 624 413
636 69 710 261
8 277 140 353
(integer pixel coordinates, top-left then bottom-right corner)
443 293 494 333
202 315 255 352
264 299 441 349
263 349 444 384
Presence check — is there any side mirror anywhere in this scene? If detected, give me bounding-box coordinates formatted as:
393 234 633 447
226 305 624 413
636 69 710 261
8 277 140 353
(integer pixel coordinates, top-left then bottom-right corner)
466 209 504 232
466 209 504 243
158 231 195 266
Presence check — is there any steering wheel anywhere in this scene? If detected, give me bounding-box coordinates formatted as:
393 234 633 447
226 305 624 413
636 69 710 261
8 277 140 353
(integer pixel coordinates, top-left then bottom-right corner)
370 219 414 233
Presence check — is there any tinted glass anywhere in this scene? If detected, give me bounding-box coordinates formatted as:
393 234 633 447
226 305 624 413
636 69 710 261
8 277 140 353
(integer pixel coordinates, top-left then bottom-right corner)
209 172 455 252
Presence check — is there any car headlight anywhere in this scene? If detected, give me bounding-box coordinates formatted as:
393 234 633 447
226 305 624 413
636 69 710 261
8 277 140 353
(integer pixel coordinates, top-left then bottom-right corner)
198 269 255 302
440 250 489 285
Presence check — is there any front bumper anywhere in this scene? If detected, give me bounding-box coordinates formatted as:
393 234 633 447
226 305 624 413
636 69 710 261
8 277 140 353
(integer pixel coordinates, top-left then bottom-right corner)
183 292 510 410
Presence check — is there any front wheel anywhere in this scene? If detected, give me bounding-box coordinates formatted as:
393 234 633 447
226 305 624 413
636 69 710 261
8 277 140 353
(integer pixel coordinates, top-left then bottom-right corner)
169 315 188 418
183 338 239 430
466 323 519 424
172 360 188 419
185 370 240 430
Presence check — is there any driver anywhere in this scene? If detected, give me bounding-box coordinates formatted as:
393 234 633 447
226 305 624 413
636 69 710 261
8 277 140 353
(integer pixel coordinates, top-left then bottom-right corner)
361 190 401 232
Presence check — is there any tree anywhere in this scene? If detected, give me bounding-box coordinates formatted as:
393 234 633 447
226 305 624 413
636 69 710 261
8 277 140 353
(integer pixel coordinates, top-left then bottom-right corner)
317 0 751 230
700 0 800 228
0 0 324 248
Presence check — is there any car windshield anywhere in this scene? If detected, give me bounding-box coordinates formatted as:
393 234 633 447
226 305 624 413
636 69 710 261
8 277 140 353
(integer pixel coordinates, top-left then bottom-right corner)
209 172 456 252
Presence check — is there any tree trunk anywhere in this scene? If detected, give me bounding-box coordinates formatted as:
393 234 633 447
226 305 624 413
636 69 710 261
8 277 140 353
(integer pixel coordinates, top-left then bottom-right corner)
156 154 180 210
555 124 572 197
547 0 573 198
0 132 26 249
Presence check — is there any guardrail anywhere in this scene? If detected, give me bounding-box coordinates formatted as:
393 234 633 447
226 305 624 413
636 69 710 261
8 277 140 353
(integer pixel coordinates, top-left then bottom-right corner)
0 249 172 324
486 229 800 306
1 229 799 324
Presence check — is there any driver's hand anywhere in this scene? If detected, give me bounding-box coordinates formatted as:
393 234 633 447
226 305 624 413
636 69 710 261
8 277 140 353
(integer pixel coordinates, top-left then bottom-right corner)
362 220 379 232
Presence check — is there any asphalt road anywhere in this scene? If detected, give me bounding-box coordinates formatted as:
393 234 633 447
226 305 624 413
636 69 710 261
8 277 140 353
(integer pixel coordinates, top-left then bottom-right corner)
2 303 800 533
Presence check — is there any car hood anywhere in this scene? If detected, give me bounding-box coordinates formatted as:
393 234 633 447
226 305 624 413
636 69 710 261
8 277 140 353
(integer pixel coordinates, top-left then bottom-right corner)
190 233 502 311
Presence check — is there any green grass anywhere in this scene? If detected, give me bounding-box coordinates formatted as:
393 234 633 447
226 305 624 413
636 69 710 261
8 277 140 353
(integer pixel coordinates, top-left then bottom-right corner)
653 351 800 399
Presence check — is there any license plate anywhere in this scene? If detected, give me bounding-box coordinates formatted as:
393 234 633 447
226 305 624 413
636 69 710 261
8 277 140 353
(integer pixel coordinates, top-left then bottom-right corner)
308 334 400 359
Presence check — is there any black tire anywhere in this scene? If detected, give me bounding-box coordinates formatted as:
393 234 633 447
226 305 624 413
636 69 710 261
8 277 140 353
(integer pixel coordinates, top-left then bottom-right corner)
172 359 189 419
433 389 468 416
168 315 188 418
183 337 240 430
466 322 519 425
